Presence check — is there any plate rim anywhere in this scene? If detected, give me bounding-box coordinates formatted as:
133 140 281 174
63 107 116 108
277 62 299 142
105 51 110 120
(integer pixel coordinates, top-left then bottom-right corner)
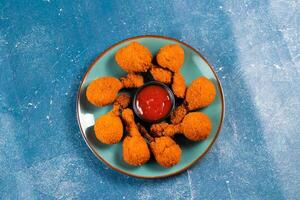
76 35 225 179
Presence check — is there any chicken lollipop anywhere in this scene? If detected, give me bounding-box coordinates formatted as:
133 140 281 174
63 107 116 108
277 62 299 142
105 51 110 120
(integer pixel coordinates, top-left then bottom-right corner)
121 109 150 166
94 94 131 145
86 74 146 107
137 124 181 168
151 112 212 141
156 44 186 98
170 77 216 124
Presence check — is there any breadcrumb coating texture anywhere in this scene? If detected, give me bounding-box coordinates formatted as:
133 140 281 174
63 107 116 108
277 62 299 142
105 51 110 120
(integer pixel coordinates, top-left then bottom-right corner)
186 77 216 110
150 122 180 137
115 42 152 73
172 73 186 98
150 67 172 84
156 44 184 72
123 135 150 166
170 104 188 124
120 73 144 88
86 77 122 107
114 93 131 109
150 136 181 168
121 109 150 166
94 114 123 144
181 112 212 141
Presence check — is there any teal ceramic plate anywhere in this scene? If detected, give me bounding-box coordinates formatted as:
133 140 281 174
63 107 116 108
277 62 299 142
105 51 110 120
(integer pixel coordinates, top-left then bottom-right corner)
77 35 224 178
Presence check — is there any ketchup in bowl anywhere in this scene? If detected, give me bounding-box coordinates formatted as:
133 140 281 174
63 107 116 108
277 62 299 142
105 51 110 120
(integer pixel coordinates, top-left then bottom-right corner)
133 82 175 123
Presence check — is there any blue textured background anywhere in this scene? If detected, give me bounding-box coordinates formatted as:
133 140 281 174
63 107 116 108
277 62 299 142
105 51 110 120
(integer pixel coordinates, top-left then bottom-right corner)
1 0 299 199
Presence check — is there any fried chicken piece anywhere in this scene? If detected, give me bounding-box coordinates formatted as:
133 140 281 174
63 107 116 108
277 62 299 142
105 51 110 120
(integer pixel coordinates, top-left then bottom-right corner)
120 73 144 88
150 136 182 168
181 112 212 141
114 93 131 109
172 73 186 98
170 104 188 124
186 77 216 110
86 77 123 107
94 115 123 144
150 122 181 137
138 124 181 168
156 44 184 72
171 77 216 123
111 93 131 115
94 94 131 145
151 112 212 141
121 109 150 166
150 66 172 84
115 42 152 73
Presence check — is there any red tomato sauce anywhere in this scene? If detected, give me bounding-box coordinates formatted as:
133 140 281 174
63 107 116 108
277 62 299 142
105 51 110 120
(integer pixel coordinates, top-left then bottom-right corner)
135 85 172 122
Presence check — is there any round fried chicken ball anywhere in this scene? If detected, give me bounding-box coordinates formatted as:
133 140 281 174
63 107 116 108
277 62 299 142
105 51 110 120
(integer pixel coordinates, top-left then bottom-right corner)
94 114 123 144
122 135 150 166
181 112 212 141
156 44 184 72
86 77 122 107
186 77 216 110
115 42 152 73
150 136 181 168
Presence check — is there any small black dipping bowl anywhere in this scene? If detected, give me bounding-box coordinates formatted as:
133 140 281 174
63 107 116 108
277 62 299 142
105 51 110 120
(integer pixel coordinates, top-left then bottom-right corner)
133 81 175 124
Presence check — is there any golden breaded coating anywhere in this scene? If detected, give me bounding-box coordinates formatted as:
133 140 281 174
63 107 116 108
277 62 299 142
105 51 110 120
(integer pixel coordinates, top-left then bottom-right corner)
93 94 131 145
186 77 216 110
151 112 212 142
172 73 186 98
150 66 172 84
121 109 140 137
181 112 212 141
156 44 184 72
111 93 131 115
114 93 131 109
170 104 188 124
150 122 170 136
94 114 123 144
150 136 181 168
137 123 181 168
86 77 122 107
121 109 150 166
150 122 180 137
115 42 152 73
120 73 144 88
123 135 150 166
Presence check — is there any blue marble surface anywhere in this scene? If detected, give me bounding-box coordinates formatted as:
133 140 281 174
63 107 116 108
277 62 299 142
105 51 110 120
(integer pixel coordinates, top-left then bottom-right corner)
0 0 299 199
